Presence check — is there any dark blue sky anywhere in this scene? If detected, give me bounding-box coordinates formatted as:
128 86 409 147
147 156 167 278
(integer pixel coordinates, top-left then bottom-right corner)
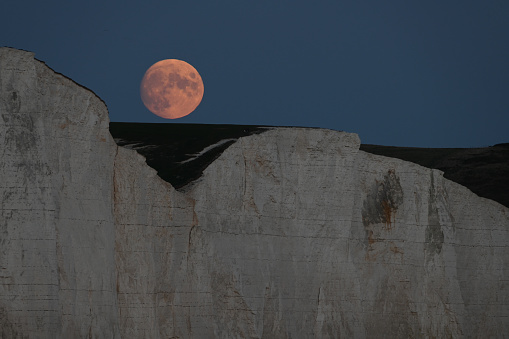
3 1 508 147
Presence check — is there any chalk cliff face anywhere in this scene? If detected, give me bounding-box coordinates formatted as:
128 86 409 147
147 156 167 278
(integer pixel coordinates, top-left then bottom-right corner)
0 48 118 338
1 48 508 338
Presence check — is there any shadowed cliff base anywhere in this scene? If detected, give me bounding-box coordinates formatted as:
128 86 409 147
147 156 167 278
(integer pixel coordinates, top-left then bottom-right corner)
109 122 509 208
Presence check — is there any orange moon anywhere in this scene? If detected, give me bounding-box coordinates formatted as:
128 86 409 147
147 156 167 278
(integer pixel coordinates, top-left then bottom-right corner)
140 59 204 119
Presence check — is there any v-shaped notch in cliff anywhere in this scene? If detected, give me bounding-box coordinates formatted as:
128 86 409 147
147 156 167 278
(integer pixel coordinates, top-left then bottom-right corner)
110 122 272 189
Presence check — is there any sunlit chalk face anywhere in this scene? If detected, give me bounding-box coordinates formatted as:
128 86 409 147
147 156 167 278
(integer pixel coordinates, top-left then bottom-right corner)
140 59 204 119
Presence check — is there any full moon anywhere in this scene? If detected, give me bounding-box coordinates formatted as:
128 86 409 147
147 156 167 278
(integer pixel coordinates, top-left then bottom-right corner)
140 59 204 119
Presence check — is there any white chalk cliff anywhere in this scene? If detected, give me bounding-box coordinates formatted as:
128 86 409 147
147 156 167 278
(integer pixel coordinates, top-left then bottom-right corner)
1 47 508 338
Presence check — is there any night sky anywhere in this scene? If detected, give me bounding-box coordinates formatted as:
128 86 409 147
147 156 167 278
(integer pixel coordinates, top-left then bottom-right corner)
3 1 508 147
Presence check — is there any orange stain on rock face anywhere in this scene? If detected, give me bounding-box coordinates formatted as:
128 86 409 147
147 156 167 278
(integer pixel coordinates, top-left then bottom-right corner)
140 59 204 119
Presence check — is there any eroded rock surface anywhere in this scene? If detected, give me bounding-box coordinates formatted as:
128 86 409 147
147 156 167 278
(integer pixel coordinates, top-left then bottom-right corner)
1 48 508 338
0 47 118 337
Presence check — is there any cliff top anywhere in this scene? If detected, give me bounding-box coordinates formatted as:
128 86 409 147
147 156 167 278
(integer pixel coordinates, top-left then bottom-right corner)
110 122 271 189
110 122 509 208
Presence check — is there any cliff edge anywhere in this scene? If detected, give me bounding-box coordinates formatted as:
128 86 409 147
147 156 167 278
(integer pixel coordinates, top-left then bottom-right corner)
1 47 508 338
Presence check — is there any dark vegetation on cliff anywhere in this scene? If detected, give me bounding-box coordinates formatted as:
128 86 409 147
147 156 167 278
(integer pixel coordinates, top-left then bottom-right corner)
109 122 509 208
